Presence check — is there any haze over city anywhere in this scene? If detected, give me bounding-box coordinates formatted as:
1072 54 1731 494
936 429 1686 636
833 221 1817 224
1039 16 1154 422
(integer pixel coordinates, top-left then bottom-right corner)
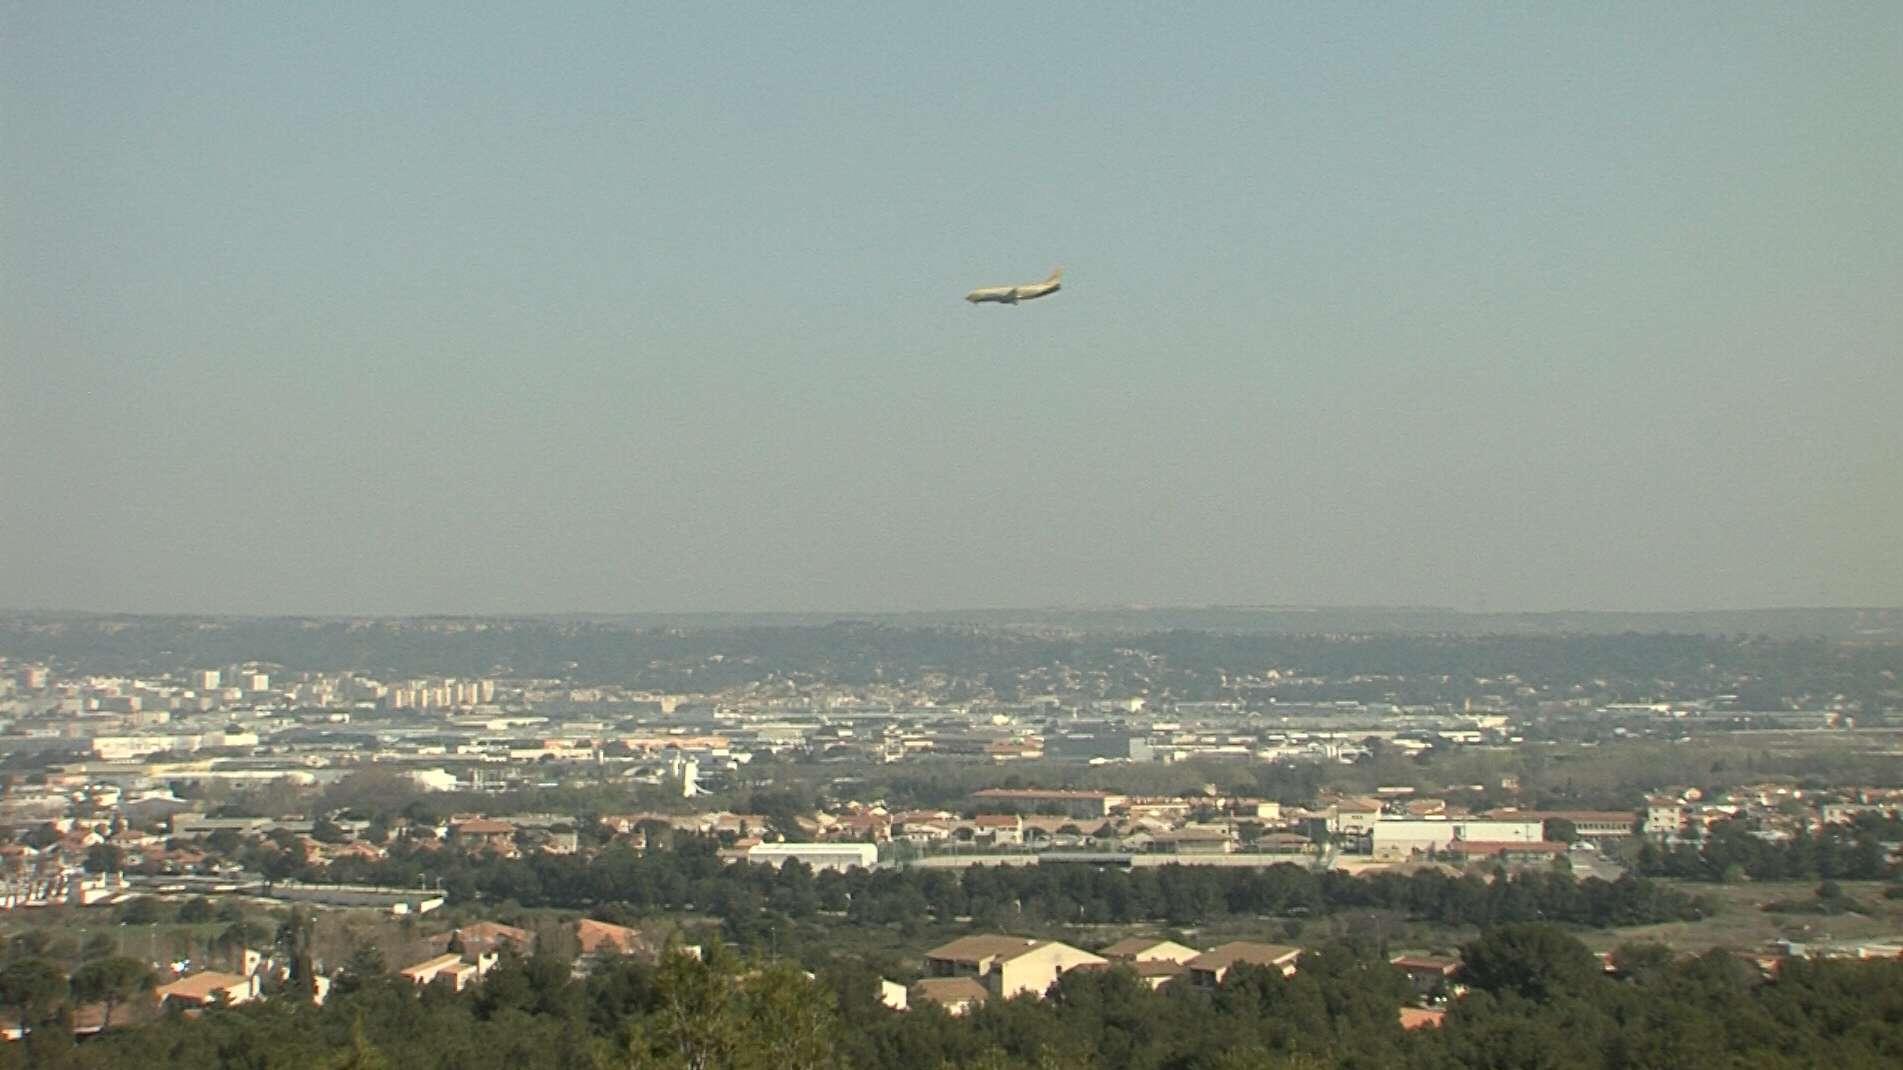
5 4 1899 615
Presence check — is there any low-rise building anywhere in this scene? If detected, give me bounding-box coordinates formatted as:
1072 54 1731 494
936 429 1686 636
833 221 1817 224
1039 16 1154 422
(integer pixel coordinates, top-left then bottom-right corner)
449 818 517 854
1442 840 1567 864
745 842 879 874
1485 810 1637 840
923 935 1106 999
576 918 645 956
156 971 257 1007
1390 954 1461 998
452 920 532 957
1099 936 1199 989
1644 798 1684 837
911 976 989 1016
967 789 1123 820
972 814 1024 846
1185 942 1301 987
399 953 482 991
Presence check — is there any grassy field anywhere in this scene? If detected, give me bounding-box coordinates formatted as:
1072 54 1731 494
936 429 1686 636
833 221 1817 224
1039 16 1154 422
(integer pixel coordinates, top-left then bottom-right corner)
741 880 1903 976
1582 880 1903 954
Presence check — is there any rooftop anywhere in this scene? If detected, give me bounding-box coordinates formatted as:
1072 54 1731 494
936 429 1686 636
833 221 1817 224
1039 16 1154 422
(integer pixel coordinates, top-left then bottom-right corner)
156 971 249 1003
1187 942 1302 972
925 934 1041 964
912 977 990 1007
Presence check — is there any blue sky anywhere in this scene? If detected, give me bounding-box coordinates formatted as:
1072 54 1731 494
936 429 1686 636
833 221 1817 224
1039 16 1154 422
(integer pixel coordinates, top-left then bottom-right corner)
3 4 1898 613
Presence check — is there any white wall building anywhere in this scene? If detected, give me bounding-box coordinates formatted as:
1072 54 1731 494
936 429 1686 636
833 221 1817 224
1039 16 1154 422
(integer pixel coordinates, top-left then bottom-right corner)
1370 818 1544 859
745 842 878 874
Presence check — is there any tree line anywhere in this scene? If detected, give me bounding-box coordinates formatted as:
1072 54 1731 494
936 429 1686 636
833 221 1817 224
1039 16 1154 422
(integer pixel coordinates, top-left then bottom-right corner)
280 837 1710 936
1632 818 1892 882
8 923 1901 1068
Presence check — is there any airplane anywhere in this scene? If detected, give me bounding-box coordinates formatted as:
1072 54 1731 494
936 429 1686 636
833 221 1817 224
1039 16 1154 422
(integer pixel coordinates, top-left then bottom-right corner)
965 267 1063 305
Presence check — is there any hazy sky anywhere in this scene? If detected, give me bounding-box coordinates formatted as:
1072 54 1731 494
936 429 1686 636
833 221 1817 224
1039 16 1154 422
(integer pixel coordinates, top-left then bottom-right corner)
4 4 1899 615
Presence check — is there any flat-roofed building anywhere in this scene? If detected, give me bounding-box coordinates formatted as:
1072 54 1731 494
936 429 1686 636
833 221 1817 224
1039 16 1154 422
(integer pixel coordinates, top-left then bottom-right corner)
1443 840 1567 864
1479 810 1638 840
745 842 878 874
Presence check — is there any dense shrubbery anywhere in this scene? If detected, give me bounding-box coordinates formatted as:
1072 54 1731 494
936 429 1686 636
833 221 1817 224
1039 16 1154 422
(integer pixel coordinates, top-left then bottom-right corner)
8 925 1902 1069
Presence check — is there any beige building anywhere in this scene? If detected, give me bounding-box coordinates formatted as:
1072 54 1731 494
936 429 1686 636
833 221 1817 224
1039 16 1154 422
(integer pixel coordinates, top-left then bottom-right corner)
1644 798 1684 837
971 814 1024 846
923 935 1106 999
911 976 989 1016
1100 937 1199 964
399 953 483 991
1100 936 1199 989
156 971 257 1007
1327 797 1384 836
1185 942 1302 987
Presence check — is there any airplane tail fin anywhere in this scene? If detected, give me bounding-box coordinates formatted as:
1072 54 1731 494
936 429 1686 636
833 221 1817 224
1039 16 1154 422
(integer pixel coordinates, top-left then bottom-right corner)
1046 266 1064 282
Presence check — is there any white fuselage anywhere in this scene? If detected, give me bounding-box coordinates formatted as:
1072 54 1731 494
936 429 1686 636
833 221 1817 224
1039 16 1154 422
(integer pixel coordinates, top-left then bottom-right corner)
966 274 1061 304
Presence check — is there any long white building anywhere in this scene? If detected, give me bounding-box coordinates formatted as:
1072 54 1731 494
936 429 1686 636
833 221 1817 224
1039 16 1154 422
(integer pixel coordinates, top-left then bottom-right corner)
1370 818 1544 859
745 842 879 873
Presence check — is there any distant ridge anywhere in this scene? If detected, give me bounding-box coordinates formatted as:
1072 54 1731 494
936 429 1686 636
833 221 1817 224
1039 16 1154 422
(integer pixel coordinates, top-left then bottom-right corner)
3 606 1898 640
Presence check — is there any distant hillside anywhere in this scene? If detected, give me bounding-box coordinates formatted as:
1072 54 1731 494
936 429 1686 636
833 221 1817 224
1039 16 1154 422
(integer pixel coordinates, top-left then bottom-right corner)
1 611 1898 706
887 605 1903 639
456 605 1901 639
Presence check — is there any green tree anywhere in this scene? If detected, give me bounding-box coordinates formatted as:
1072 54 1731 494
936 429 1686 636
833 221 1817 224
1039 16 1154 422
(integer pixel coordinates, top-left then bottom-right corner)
116 897 167 925
70 956 156 1031
81 932 118 962
84 843 124 874
0 958 67 1063
738 963 838 1070
6 931 53 962
177 897 215 924
628 949 746 1070
1459 923 1600 1001
327 1017 393 1070
332 943 387 998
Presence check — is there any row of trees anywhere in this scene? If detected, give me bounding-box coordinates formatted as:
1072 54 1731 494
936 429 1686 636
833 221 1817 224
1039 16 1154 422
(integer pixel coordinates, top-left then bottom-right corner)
1632 819 1891 882
0 954 155 1053
286 836 1710 935
12 924 1901 1069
